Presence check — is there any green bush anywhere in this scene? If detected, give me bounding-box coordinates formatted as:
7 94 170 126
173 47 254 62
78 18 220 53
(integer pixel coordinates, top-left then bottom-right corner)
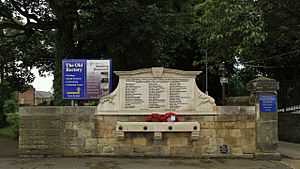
5 113 19 139
37 101 48 106
0 127 14 139
3 99 18 114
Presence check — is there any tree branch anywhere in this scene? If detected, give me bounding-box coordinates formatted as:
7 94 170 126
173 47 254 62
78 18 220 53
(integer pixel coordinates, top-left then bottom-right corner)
0 22 25 30
0 32 25 38
7 0 58 31
8 0 40 22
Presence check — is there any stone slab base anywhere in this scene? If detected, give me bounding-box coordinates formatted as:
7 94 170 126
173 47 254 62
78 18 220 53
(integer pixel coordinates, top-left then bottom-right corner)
254 153 281 160
19 106 277 158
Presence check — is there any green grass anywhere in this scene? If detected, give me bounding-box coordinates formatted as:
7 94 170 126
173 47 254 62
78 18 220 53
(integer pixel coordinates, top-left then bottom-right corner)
0 126 15 139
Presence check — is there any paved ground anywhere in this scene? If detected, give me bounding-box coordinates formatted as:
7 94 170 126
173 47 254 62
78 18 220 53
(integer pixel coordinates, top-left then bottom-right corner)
0 139 18 158
279 141 300 159
279 141 300 169
0 157 293 169
0 138 299 169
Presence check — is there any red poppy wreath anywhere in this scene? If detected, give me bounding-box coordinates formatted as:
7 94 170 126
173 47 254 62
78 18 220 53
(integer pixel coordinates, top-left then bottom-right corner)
146 112 180 122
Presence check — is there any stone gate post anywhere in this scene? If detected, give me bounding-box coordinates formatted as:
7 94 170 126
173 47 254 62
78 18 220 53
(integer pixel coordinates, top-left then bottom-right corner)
247 77 281 159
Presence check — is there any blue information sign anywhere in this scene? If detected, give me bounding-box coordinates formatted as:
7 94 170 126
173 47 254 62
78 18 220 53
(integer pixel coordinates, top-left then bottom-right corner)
259 94 277 112
62 60 86 99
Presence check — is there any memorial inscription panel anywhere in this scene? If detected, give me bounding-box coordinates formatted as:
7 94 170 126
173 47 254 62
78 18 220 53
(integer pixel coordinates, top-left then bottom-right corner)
121 78 193 111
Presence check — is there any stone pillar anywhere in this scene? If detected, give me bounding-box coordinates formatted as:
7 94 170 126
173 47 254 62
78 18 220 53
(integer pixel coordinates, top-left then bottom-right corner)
247 77 280 159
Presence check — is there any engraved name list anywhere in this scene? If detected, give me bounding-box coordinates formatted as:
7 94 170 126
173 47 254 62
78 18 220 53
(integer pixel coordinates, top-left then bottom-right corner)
122 78 193 111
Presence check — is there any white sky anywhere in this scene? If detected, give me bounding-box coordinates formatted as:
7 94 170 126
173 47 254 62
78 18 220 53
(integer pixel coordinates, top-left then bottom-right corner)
31 68 53 92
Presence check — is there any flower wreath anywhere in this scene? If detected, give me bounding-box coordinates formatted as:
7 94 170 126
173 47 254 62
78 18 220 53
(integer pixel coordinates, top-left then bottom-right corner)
146 112 180 122
164 112 180 122
146 113 163 122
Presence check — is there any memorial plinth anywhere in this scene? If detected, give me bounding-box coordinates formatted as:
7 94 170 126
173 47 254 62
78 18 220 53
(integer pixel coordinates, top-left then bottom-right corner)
19 68 260 158
96 67 216 115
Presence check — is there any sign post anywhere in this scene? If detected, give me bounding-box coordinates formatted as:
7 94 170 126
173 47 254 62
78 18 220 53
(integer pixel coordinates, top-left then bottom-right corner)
62 59 112 101
62 60 86 100
86 59 111 99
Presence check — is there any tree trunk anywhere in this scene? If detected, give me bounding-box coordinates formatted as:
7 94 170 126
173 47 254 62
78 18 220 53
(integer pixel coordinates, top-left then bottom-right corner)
0 58 6 127
49 1 78 105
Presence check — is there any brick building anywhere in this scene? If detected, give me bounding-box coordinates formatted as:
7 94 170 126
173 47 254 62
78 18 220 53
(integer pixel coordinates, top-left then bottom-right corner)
18 86 53 106
35 91 53 105
18 86 35 105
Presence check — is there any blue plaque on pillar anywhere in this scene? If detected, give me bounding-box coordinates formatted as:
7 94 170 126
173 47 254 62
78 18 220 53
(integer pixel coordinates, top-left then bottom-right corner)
259 94 277 112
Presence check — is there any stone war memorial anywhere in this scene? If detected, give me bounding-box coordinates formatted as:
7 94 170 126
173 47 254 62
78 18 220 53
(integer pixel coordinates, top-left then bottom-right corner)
19 67 280 159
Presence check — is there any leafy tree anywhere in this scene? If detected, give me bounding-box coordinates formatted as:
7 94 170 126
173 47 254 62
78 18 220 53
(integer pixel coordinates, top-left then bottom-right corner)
194 0 267 71
241 0 300 107
192 0 267 102
49 0 199 104
1 0 198 106
0 0 55 125
0 28 34 126
0 0 298 109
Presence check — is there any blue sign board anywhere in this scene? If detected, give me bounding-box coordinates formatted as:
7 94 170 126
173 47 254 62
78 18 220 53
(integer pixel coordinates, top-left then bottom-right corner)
62 59 112 100
259 94 277 112
62 60 86 99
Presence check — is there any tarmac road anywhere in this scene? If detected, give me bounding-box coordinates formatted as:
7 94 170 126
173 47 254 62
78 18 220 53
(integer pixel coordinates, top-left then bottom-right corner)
279 141 300 159
0 157 292 169
0 138 298 169
279 141 300 169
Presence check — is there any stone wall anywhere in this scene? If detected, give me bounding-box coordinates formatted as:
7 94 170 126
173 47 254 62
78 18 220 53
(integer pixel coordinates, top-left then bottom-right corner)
19 106 257 158
19 75 280 159
19 107 63 156
226 96 250 106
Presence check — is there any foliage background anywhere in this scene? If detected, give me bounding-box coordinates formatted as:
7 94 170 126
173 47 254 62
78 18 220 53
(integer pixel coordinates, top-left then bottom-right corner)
0 0 299 126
